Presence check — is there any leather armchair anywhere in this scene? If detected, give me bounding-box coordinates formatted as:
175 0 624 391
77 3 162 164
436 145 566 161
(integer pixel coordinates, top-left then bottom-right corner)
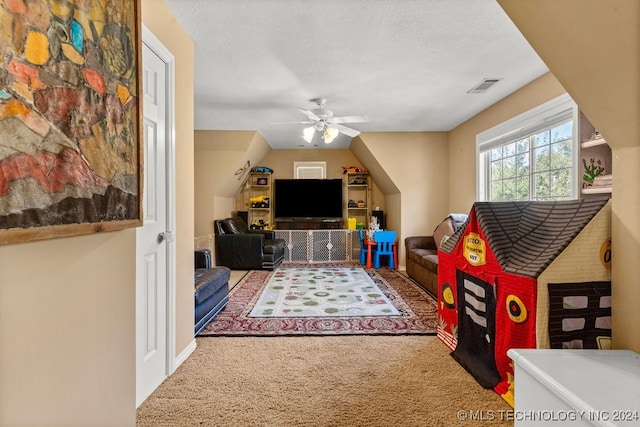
214 216 285 270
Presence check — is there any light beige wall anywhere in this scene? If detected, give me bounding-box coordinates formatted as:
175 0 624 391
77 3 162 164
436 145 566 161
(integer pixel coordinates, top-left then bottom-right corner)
142 0 196 365
0 2 194 424
447 73 566 213
349 136 397 222
356 132 449 266
0 232 136 426
194 130 271 235
0 3 198 425
262 148 364 180
213 196 235 226
499 0 640 352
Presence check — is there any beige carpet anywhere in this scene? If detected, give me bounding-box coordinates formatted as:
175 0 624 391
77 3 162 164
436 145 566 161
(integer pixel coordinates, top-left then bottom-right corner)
136 335 513 426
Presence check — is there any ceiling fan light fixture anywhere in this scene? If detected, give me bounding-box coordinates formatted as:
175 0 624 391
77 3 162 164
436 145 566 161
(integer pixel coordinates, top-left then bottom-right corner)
280 99 367 145
324 127 339 144
302 126 315 143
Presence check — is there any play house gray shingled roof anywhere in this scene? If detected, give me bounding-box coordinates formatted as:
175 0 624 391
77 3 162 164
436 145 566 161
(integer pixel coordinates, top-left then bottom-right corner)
440 197 610 278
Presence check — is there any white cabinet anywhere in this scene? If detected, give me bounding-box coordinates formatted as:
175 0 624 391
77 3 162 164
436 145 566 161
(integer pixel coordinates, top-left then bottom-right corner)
508 349 640 426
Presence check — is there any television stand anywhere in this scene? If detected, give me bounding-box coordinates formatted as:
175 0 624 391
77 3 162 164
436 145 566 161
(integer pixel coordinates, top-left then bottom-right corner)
275 219 343 230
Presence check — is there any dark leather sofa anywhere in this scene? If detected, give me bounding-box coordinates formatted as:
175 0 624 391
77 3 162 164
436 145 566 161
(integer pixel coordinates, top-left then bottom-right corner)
214 216 285 270
194 249 230 334
405 214 468 296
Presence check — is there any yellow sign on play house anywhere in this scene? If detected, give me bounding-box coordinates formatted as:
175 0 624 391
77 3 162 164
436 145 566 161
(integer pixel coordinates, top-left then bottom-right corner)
464 232 486 266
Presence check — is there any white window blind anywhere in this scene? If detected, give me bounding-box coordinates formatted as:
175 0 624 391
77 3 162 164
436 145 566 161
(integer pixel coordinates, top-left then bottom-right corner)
294 161 326 179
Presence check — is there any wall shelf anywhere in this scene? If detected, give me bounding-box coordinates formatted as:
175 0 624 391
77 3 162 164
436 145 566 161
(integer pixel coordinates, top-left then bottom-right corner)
581 137 608 148
581 186 612 195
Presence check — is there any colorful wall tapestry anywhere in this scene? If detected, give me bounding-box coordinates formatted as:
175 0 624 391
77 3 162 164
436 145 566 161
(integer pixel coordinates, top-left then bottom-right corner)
0 0 141 244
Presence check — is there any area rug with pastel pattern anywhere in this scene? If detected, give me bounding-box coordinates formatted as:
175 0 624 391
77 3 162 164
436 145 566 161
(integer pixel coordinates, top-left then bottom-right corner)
198 265 438 336
249 267 401 317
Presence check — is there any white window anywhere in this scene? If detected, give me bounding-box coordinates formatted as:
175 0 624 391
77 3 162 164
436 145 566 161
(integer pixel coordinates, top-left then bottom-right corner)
294 161 326 179
477 94 578 201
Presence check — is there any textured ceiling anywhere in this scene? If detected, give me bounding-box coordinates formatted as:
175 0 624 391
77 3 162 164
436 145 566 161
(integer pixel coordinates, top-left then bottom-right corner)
164 0 548 149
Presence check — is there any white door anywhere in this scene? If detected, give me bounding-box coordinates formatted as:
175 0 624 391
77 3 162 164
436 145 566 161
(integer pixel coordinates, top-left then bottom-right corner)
136 36 172 407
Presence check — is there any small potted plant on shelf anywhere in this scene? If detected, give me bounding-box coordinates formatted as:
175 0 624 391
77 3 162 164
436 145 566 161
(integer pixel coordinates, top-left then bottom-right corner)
582 157 605 187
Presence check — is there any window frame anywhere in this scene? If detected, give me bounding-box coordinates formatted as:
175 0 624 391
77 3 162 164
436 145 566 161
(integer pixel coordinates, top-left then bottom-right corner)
476 93 579 201
293 161 326 179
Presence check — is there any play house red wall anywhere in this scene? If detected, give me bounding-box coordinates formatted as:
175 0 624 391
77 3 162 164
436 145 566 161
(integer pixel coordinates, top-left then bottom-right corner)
436 198 611 406
437 209 537 402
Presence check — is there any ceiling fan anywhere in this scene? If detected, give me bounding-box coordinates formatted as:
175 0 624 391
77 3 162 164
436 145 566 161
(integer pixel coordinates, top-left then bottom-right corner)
273 98 369 144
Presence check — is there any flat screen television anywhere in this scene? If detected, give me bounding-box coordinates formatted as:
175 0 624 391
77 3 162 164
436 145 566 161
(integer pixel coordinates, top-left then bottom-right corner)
274 178 343 220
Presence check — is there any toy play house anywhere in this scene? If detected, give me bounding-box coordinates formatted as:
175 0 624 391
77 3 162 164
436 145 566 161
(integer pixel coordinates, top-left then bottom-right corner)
437 197 612 406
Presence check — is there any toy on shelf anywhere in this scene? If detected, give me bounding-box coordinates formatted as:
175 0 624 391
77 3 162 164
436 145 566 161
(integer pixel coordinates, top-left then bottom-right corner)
250 195 269 208
250 219 270 230
348 175 367 185
342 166 367 174
250 166 273 173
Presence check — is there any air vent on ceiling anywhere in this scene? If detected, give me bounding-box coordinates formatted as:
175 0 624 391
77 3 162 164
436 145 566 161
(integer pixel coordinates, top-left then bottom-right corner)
467 78 503 94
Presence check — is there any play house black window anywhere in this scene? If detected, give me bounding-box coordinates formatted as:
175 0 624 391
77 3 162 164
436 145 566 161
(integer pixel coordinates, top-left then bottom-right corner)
547 281 612 349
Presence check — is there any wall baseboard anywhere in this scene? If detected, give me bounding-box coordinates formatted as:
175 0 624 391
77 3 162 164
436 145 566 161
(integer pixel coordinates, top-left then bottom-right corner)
174 339 197 371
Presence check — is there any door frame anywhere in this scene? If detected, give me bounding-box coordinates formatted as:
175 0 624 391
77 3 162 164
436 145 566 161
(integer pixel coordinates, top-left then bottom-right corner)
137 24 177 403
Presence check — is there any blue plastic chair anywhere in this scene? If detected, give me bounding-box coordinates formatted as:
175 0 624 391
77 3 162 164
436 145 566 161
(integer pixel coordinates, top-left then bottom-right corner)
358 229 368 265
372 230 396 268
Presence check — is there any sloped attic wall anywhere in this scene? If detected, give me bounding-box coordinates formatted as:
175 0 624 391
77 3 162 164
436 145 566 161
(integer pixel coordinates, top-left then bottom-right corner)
354 131 449 266
194 130 270 235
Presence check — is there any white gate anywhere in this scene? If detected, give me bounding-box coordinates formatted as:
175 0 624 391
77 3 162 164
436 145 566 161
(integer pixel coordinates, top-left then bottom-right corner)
274 230 360 263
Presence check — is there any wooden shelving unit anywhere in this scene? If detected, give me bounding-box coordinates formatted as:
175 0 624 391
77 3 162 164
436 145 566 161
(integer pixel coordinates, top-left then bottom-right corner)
248 172 272 229
344 172 371 228
235 172 273 229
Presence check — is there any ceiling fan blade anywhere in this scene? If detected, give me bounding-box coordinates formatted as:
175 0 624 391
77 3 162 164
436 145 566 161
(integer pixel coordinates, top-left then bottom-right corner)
332 123 361 137
297 107 321 121
332 114 369 124
270 120 314 125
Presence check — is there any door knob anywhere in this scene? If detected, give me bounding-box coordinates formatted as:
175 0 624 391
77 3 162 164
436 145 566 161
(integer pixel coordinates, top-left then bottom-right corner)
157 232 175 243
